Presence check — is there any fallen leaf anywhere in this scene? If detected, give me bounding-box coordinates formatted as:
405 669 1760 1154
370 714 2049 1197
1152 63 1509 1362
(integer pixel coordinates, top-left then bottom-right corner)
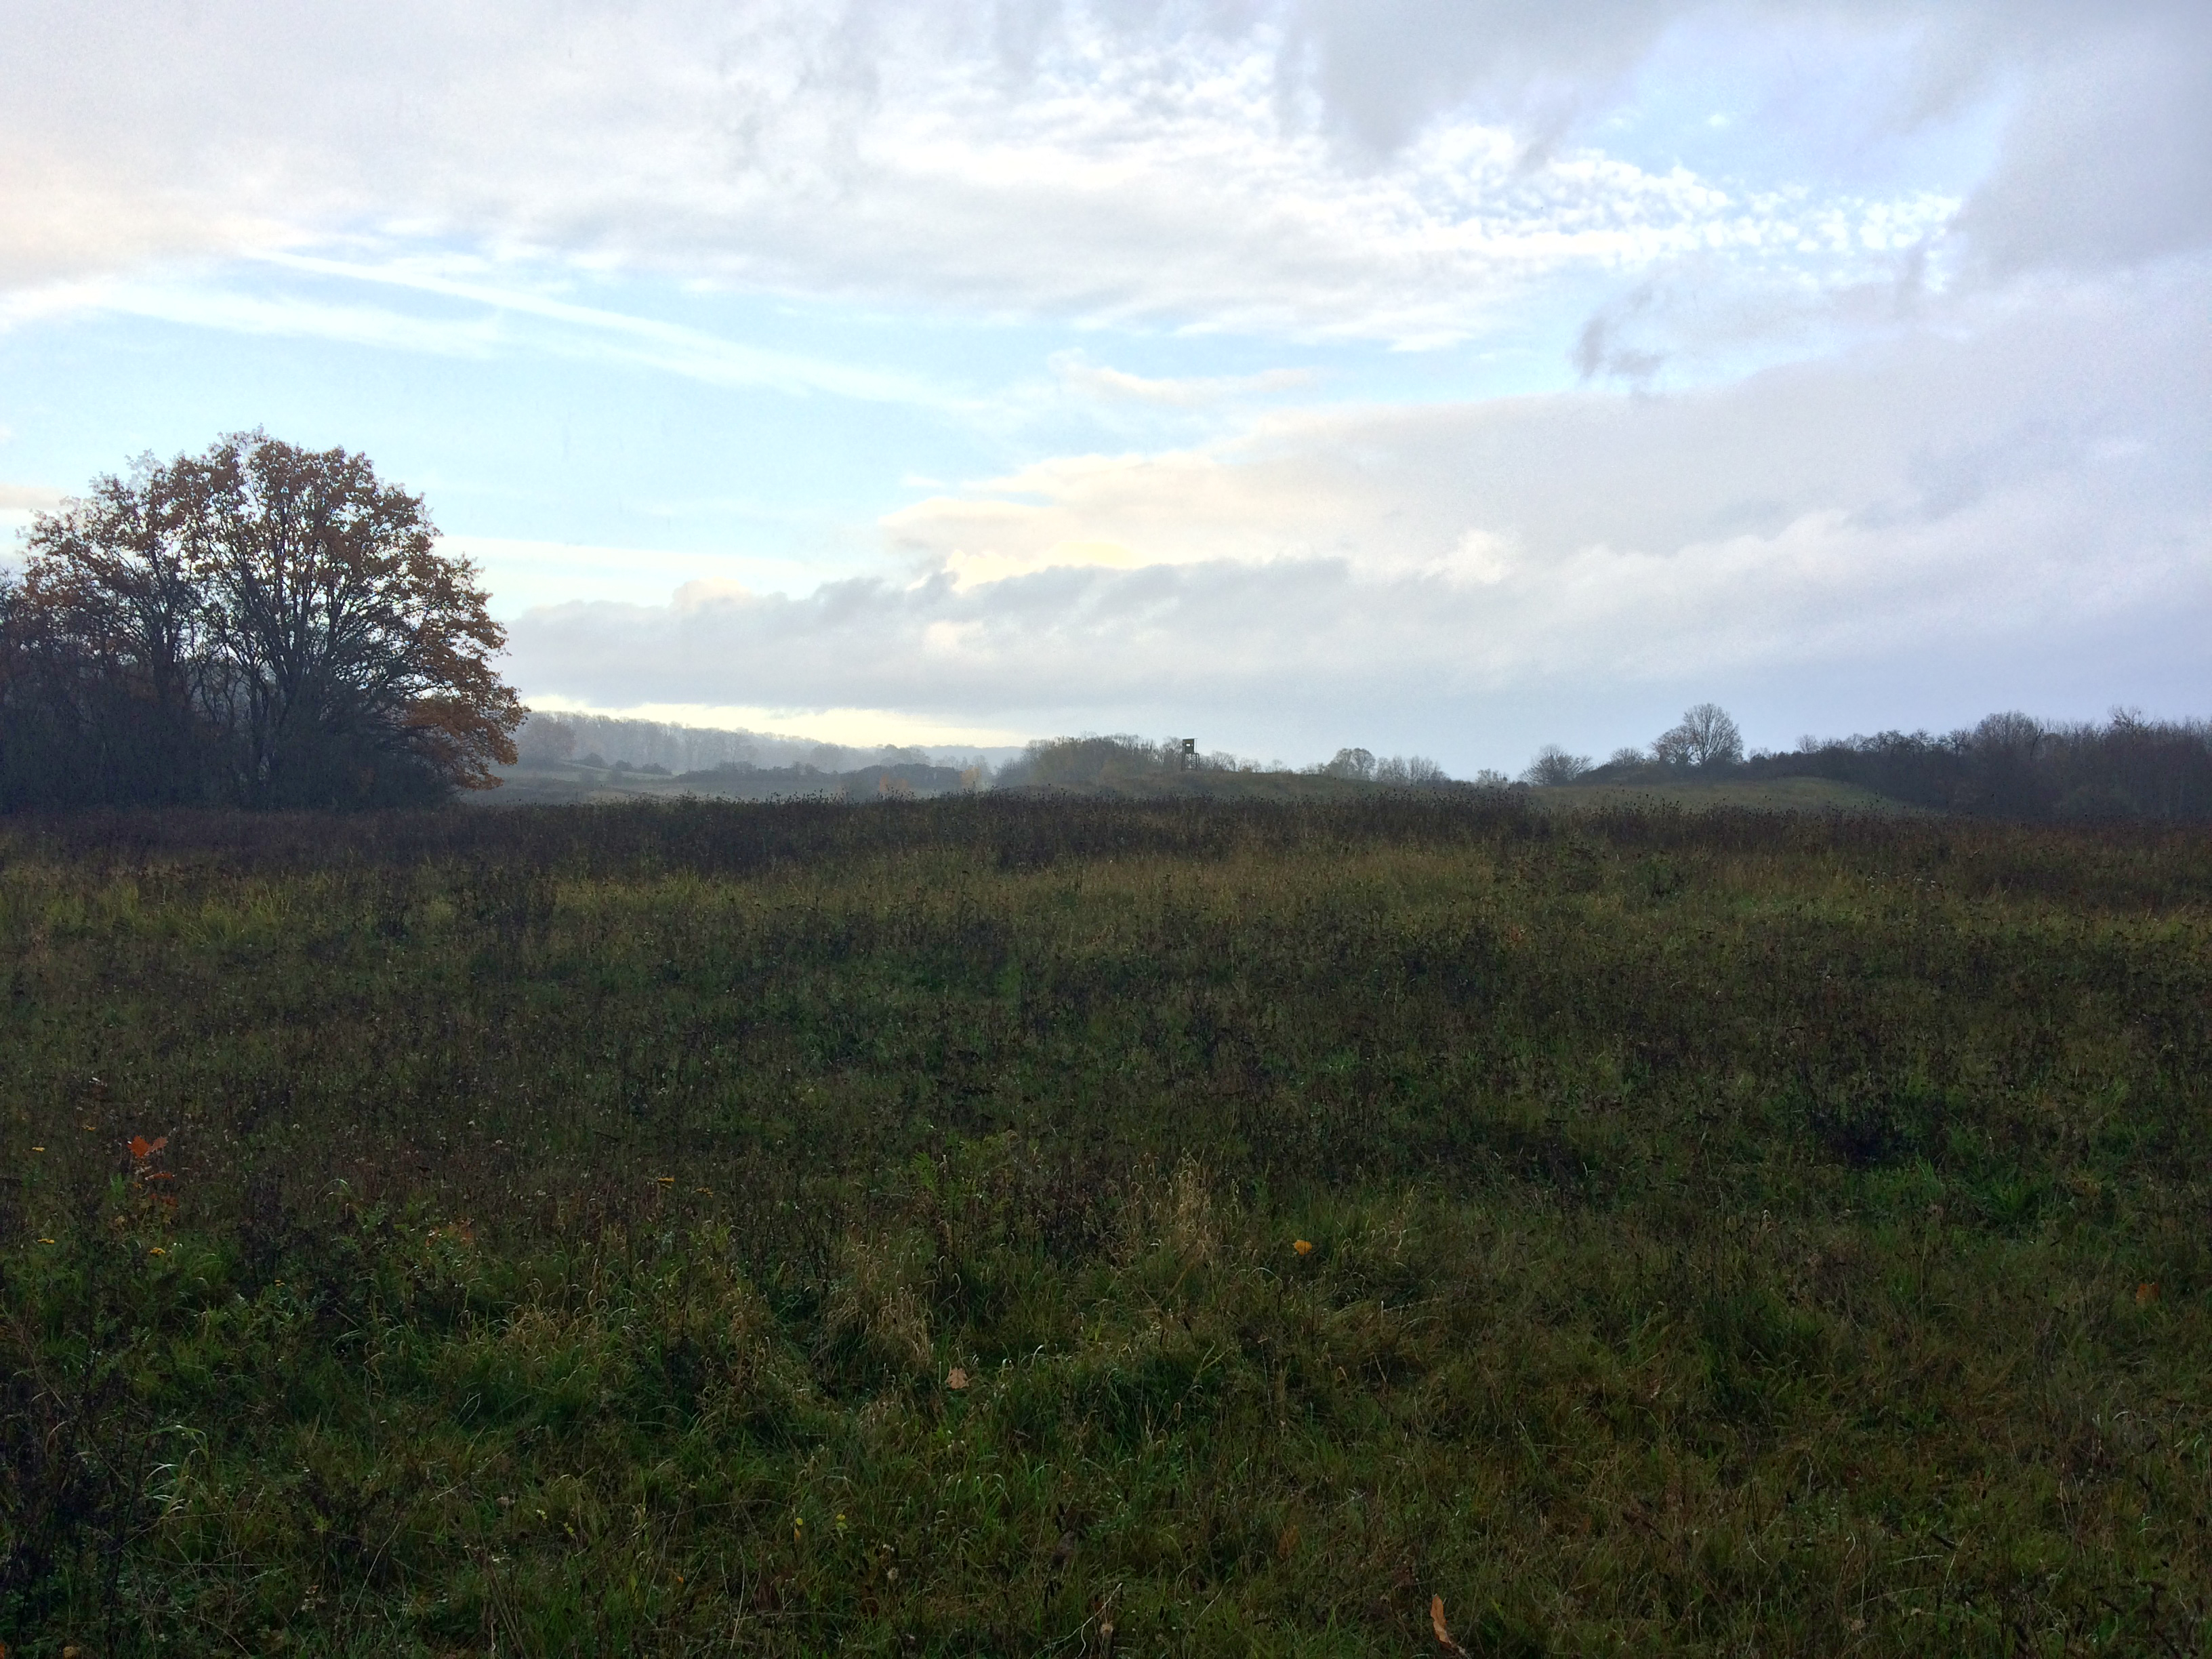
2136 1281 2160 1305
1431 1595 1468 1656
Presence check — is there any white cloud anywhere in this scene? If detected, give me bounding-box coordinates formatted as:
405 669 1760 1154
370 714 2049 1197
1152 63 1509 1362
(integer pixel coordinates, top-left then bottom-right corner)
1 1 1972 346
0 255 961 413
1050 352 1314 407
506 264 2212 762
1950 13 2212 275
443 535 856 617
0 483 68 541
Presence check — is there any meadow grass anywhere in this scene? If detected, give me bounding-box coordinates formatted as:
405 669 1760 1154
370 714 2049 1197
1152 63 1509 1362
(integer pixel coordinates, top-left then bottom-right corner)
1530 778 1910 815
1 796 2208 1655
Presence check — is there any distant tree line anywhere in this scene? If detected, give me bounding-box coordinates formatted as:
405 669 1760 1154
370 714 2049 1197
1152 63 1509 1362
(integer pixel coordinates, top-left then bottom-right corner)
1751 712 2212 820
1306 746 1449 785
1523 704 2212 821
995 735 1227 789
1 432 524 811
995 735 1451 790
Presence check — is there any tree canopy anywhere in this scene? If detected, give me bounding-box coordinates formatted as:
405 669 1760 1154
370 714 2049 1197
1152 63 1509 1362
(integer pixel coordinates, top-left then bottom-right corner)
1654 702 1745 769
2 432 524 809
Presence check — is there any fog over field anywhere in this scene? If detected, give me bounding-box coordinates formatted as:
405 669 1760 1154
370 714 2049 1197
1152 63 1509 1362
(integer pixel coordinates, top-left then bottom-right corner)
4 1 2207 768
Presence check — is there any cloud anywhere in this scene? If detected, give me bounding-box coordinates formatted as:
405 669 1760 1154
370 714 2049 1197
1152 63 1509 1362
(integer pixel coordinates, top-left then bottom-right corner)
1277 0 1689 156
255 255 956 404
1050 352 1314 407
1950 12 2212 275
888 266 2212 585
0 483 68 541
0 1 1983 345
443 535 855 617
0 255 960 412
506 262 2212 758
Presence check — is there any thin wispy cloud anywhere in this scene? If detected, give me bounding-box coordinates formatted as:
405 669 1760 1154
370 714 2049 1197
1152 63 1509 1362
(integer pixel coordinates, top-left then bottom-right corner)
6 3 1964 343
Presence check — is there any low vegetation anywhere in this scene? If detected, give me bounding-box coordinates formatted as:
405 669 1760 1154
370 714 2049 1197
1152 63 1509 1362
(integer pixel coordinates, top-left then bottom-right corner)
3 796 2209 1654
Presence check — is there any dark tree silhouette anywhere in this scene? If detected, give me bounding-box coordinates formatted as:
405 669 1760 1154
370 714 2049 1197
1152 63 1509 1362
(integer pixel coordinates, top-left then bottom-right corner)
1522 745 1593 785
5 432 524 808
1654 703 1744 769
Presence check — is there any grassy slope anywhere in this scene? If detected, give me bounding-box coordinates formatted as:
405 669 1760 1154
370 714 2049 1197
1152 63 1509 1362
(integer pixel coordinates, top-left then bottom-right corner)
2 798 2209 1656
1535 777 1912 814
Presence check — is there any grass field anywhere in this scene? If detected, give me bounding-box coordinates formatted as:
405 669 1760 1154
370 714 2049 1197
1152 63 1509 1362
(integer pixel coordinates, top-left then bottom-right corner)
3 796 2209 1656
1532 778 1912 815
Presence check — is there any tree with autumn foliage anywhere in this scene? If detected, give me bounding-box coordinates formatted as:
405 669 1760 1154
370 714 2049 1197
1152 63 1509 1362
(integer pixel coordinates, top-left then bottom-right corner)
1 432 524 808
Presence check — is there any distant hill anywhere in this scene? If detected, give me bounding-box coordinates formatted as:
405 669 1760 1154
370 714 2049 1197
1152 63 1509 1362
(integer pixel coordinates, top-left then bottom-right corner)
480 755 979 805
510 710 1019 777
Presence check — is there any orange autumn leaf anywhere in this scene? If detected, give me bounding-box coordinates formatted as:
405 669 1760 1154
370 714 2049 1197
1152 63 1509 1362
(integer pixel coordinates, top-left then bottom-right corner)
1431 1595 1468 1656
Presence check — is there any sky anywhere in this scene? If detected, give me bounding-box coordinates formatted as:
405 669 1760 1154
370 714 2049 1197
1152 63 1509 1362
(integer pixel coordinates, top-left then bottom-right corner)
3 0 2208 772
